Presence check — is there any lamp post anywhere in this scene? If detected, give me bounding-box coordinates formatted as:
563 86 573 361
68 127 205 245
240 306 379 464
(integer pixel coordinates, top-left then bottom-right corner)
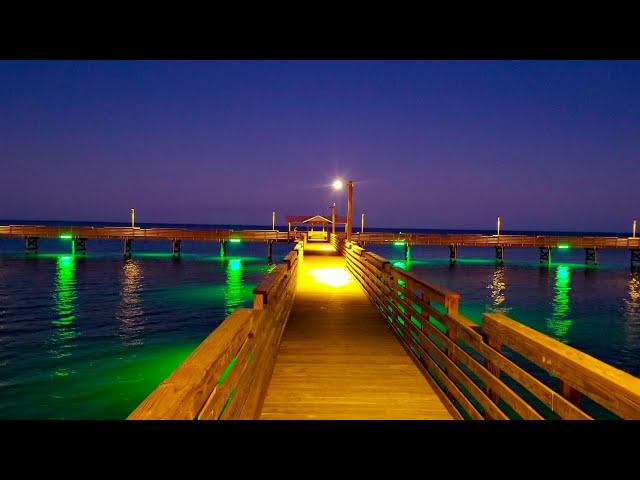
497 215 501 236
361 211 365 234
272 211 276 231
332 202 336 235
633 218 638 238
131 208 135 228
332 178 354 241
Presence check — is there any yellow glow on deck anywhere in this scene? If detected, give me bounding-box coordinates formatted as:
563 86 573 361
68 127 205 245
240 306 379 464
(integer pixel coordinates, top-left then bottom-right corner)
307 267 352 288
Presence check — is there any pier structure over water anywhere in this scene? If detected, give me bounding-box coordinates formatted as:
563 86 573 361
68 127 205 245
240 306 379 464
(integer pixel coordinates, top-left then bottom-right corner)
2 224 640 267
127 232 640 420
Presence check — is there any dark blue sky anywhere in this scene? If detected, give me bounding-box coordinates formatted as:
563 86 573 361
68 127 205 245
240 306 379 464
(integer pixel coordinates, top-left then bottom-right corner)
1 61 639 231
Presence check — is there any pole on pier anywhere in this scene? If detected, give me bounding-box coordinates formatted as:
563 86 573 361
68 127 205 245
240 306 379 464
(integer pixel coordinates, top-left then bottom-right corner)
585 247 598 265
123 238 133 259
272 211 276 231
449 244 457 264
539 247 551 265
74 238 87 255
495 245 504 265
332 202 336 235
172 239 181 259
361 212 365 235
497 216 501 236
220 239 227 257
346 180 354 242
633 218 637 238
131 208 135 228
25 236 39 255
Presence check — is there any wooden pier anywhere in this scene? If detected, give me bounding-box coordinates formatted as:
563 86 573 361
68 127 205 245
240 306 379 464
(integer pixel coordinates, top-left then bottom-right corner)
128 233 640 420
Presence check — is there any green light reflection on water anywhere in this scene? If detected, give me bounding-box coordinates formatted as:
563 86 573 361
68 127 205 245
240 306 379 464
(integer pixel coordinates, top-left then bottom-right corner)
547 265 573 341
225 258 244 316
50 255 78 376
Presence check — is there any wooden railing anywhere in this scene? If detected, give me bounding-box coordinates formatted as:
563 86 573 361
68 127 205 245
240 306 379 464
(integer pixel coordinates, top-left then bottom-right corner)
128 242 303 420
334 234 640 420
354 232 640 249
0 225 291 242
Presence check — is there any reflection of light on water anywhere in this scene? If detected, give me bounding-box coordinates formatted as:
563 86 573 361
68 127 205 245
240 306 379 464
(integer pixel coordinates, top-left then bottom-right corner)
547 265 573 341
50 255 77 376
623 271 640 347
225 259 244 316
117 260 145 346
487 266 510 313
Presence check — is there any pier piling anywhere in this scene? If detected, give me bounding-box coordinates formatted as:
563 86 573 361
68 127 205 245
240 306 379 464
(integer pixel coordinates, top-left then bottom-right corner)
172 239 181 259
123 238 133 259
268 239 274 264
495 245 504 264
220 239 227 257
449 244 457 264
585 247 598 265
73 237 87 255
539 247 551 265
631 249 640 269
24 236 38 255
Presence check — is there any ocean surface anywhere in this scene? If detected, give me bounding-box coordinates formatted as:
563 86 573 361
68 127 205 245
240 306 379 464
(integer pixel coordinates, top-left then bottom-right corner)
0 221 638 419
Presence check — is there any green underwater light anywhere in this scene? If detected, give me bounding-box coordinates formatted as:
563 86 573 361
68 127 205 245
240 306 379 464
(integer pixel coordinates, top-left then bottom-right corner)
228 238 242 243
59 234 72 240
393 241 405 246
557 244 570 249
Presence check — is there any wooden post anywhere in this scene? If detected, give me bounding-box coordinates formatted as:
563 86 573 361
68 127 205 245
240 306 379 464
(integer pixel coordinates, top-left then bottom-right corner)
74 238 87 255
25 236 39 255
346 180 353 242
585 247 598 265
172 239 181 258
220 239 227 257
495 246 504 264
632 249 640 269
540 246 551 265
123 238 133 259
449 244 457 264
267 240 273 264
559 380 583 408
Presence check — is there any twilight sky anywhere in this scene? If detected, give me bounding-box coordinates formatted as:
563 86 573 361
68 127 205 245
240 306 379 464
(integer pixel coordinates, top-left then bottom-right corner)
0 60 638 232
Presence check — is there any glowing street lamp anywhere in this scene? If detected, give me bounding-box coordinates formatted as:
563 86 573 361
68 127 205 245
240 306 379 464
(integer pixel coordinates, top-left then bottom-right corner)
131 208 135 228
633 218 638 239
332 178 354 241
497 216 501 236
332 179 343 191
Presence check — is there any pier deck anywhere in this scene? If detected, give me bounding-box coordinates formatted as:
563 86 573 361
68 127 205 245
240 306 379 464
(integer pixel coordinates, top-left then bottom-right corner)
260 242 451 419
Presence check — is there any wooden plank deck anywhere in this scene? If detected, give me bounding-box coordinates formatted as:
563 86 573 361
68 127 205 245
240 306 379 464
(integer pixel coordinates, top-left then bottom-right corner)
260 242 453 419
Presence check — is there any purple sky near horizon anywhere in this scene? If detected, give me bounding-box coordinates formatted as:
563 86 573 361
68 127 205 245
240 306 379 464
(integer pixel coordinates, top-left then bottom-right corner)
0 60 639 232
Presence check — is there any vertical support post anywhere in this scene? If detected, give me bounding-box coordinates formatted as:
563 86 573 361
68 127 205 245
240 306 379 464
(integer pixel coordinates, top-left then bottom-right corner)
267 239 274 264
131 208 135 228
585 247 598 265
495 245 504 265
74 238 87 255
25 236 39 255
404 243 411 261
272 211 276 231
631 249 640 270
449 244 457 264
483 333 503 405
559 380 583 408
123 238 133 259
332 202 336 235
346 180 354 242
288 222 291 242
540 247 551 265
172 239 181 258
220 239 227 257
